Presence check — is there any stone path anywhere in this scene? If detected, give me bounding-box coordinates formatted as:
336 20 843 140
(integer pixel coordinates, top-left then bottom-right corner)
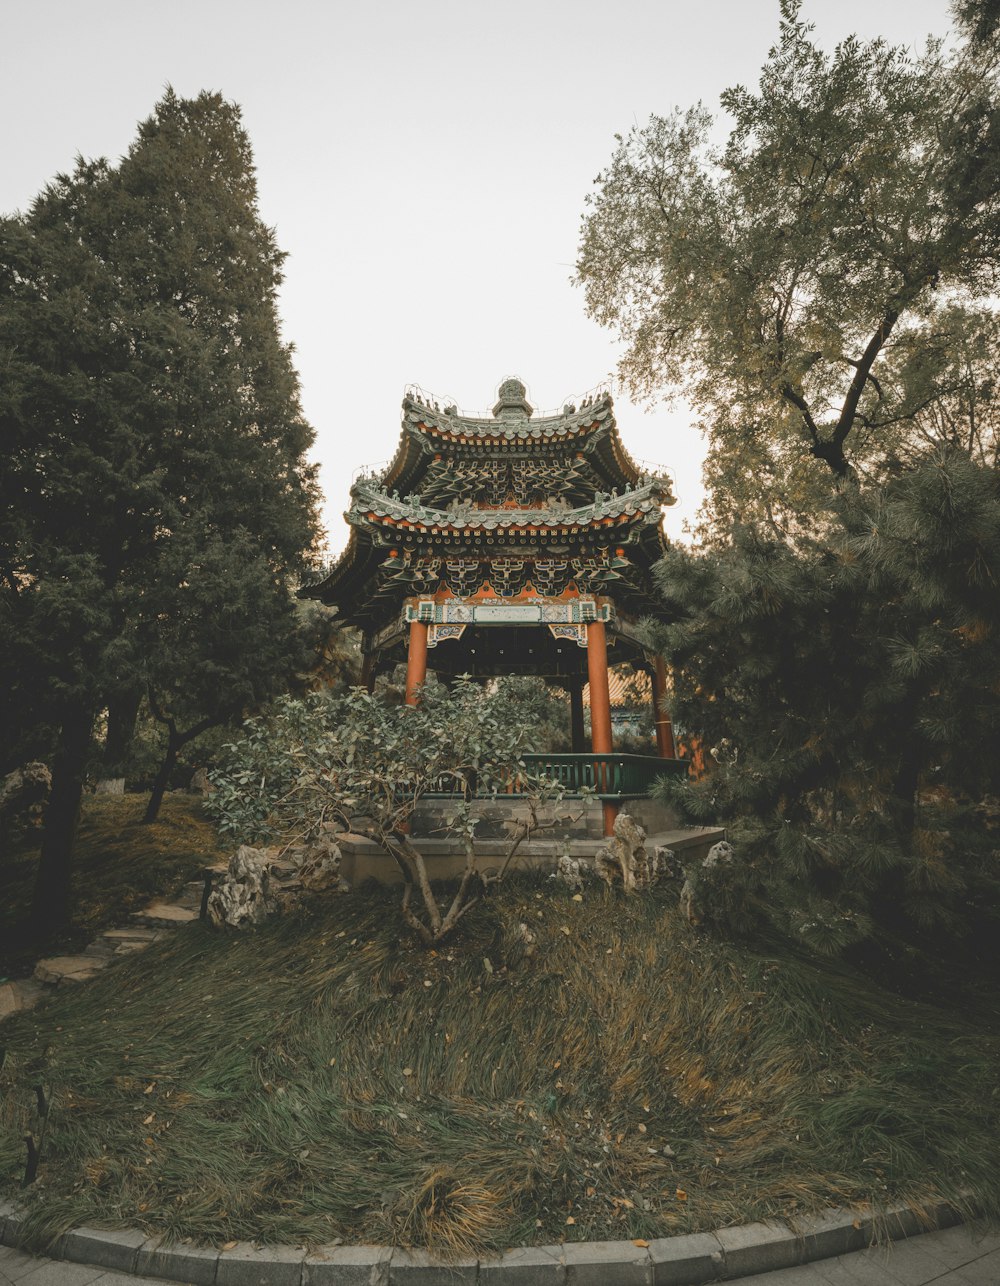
0 884 202 1024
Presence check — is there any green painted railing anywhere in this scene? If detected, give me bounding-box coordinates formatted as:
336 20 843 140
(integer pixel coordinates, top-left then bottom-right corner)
520 753 687 800
425 754 688 801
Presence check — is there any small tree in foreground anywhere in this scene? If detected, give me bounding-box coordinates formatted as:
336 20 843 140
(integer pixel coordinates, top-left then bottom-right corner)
207 676 575 943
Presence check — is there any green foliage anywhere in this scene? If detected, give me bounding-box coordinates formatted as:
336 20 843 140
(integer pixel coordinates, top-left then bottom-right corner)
578 2 1000 518
207 676 573 942
0 89 319 925
649 450 1000 962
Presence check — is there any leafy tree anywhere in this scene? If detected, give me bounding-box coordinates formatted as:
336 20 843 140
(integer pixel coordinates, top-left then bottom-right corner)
0 90 319 933
207 676 577 944
577 1 1000 512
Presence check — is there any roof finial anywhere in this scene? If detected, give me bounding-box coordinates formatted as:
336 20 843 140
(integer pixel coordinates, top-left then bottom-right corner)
492 377 533 420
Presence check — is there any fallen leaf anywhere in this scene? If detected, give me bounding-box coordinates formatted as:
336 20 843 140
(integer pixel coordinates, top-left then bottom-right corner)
565 1216 575 1225
572 893 583 902
143 1083 155 1095
553 1060 561 1069
222 1241 238 1251
143 1113 155 1125
676 1188 688 1202
560 926 571 936
329 1058 336 1066
633 1239 649 1248
852 1219 861 1230
637 1123 647 1134
402 1068 413 1077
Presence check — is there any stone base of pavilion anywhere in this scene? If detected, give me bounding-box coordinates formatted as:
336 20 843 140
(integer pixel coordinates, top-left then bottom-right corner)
338 796 725 887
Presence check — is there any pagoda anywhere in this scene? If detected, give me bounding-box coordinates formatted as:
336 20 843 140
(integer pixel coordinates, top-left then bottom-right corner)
301 378 680 833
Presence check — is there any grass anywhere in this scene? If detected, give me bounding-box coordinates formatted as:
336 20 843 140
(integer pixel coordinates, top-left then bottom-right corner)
1 871 998 1256
0 794 224 977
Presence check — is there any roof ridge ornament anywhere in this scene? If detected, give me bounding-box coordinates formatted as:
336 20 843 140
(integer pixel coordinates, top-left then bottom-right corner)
492 377 533 421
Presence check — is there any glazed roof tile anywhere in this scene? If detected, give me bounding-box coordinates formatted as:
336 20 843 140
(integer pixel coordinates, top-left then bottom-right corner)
348 477 671 533
402 389 614 443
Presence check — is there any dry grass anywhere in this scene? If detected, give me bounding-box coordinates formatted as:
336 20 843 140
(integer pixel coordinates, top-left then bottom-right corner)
1 874 997 1254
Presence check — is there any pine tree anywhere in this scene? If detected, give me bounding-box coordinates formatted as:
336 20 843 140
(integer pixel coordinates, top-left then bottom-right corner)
0 90 319 933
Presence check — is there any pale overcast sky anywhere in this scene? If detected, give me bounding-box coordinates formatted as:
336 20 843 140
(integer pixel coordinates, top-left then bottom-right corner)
2 0 956 552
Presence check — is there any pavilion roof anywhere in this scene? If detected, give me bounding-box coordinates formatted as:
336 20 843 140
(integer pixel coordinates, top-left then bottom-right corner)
348 476 669 534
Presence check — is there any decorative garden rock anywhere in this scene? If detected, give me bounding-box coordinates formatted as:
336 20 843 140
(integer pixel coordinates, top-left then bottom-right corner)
297 838 349 894
551 853 588 890
207 845 276 928
680 839 735 924
594 811 654 892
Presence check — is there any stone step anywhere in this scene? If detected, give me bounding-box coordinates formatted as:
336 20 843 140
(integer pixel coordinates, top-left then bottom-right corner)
0 979 44 1021
131 901 198 927
101 926 161 942
33 955 108 986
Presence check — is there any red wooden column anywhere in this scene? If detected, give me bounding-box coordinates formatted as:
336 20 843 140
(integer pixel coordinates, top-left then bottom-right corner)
405 620 429 706
586 619 618 836
651 656 676 759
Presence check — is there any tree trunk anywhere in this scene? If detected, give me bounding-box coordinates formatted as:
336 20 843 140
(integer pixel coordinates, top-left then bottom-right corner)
29 703 94 935
143 730 181 824
101 687 142 777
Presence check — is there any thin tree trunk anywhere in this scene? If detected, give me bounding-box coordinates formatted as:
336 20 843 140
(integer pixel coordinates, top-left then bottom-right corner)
143 730 181 824
29 703 94 935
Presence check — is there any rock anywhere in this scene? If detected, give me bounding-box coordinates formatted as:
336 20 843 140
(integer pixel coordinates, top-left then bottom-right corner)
0 761 51 820
188 767 214 795
0 980 44 1021
550 853 587 891
680 840 734 925
298 839 349 894
594 811 657 892
132 901 198 926
653 845 682 881
206 845 276 929
33 955 106 985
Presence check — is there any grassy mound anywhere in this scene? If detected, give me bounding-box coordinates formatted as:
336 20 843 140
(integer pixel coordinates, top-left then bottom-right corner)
2 877 997 1255
1 795 224 975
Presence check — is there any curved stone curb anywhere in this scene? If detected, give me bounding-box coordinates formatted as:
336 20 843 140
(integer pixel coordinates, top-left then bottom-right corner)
0 1197 964 1285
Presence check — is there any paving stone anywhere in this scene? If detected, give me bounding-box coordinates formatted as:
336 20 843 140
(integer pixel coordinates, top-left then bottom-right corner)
131 903 198 926
303 1244 391 1286
715 1220 801 1277
387 1247 478 1283
15 1262 107 1286
478 1244 565 1284
648 1231 724 1285
0 1248 54 1285
51 1230 146 1274
134 1238 219 1285
100 928 160 942
216 1243 305 1286
32 957 106 986
561 1238 651 1285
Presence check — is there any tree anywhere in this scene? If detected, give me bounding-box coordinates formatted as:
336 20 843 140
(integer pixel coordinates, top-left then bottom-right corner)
578 3 1000 966
646 449 1000 959
0 90 319 933
207 676 576 944
577 1 1000 510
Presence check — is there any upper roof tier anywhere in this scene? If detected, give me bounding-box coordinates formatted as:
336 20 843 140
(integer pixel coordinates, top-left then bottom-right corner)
381 379 652 499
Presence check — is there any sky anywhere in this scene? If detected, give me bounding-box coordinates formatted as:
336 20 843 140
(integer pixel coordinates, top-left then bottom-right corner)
2 0 957 554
